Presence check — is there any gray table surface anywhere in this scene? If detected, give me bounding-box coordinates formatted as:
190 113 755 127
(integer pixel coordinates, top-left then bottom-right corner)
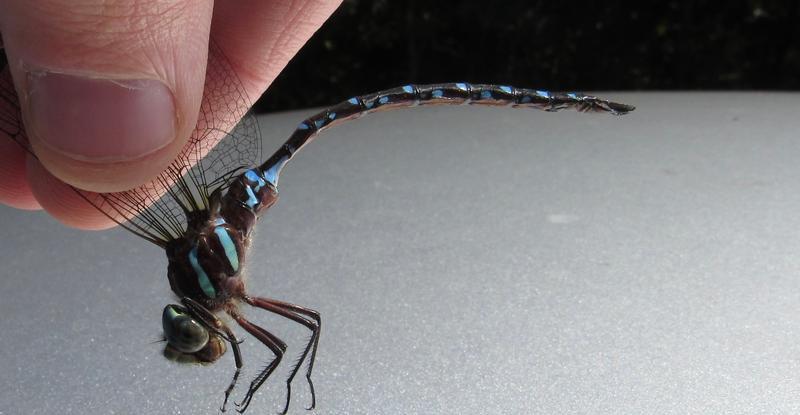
2 92 800 414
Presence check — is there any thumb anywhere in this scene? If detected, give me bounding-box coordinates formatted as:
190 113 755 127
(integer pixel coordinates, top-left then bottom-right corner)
0 0 213 193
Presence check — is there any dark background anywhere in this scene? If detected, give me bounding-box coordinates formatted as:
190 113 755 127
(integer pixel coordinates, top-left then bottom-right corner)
255 0 800 112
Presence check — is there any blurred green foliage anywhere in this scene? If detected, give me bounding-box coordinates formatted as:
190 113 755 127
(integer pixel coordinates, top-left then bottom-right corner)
255 0 800 112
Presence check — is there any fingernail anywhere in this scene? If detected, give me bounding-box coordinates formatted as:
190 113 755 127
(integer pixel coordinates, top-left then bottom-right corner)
26 71 176 162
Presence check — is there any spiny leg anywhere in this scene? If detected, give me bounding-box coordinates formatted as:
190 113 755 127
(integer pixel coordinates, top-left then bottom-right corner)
229 311 287 414
272 301 321 411
180 298 243 412
219 329 243 412
234 319 285 413
245 296 321 413
260 299 322 403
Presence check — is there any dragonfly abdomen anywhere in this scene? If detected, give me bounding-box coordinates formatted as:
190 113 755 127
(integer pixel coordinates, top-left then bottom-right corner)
258 83 634 187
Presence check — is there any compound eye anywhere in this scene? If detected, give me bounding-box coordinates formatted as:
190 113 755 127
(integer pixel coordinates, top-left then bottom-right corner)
162 304 210 353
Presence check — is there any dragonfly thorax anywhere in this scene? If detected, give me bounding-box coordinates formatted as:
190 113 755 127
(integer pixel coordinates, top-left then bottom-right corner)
164 168 281 312
165 217 247 311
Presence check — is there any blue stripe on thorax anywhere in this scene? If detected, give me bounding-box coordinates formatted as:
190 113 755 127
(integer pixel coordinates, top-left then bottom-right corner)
214 226 239 272
188 246 216 298
244 185 258 209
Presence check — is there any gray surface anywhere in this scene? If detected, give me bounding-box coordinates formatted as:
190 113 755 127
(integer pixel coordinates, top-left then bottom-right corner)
3 92 800 414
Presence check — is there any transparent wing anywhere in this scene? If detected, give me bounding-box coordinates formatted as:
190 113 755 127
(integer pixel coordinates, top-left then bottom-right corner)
0 42 262 247
0 49 27 150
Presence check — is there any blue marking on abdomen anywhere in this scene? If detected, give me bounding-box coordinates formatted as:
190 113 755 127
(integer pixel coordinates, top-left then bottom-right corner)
189 246 216 298
214 226 239 272
500 85 513 93
402 85 414 93
263 155 288 186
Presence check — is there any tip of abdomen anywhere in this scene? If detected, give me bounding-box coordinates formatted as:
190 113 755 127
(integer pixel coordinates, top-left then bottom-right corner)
588 98 635 115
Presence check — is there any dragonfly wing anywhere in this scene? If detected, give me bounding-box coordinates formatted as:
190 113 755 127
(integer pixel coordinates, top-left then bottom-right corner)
0 50 27 151
188 41 262 197
0 41 262 247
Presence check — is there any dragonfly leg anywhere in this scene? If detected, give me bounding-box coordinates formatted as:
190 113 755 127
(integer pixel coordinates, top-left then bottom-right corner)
244 296 321 413
181 298 238 343
219 331 243 413
180 298 243 412
229 311 287 414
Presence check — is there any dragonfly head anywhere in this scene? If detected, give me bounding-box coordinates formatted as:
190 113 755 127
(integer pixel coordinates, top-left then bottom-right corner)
162 304 210 354
161 304 227 363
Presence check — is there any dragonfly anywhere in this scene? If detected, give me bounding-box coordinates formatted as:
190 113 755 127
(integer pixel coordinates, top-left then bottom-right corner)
0 42 634 414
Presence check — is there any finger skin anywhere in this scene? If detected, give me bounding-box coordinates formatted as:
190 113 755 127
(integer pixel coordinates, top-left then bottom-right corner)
0 0 341 231
0 138 38 210
0 0 213 193
212 0 343 101
27 156 116 230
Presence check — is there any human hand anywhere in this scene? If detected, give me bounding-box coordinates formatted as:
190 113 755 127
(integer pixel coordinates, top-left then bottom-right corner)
0 0 341 229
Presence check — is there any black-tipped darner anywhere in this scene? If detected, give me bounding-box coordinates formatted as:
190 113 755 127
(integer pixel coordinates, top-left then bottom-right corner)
0 43 634 414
